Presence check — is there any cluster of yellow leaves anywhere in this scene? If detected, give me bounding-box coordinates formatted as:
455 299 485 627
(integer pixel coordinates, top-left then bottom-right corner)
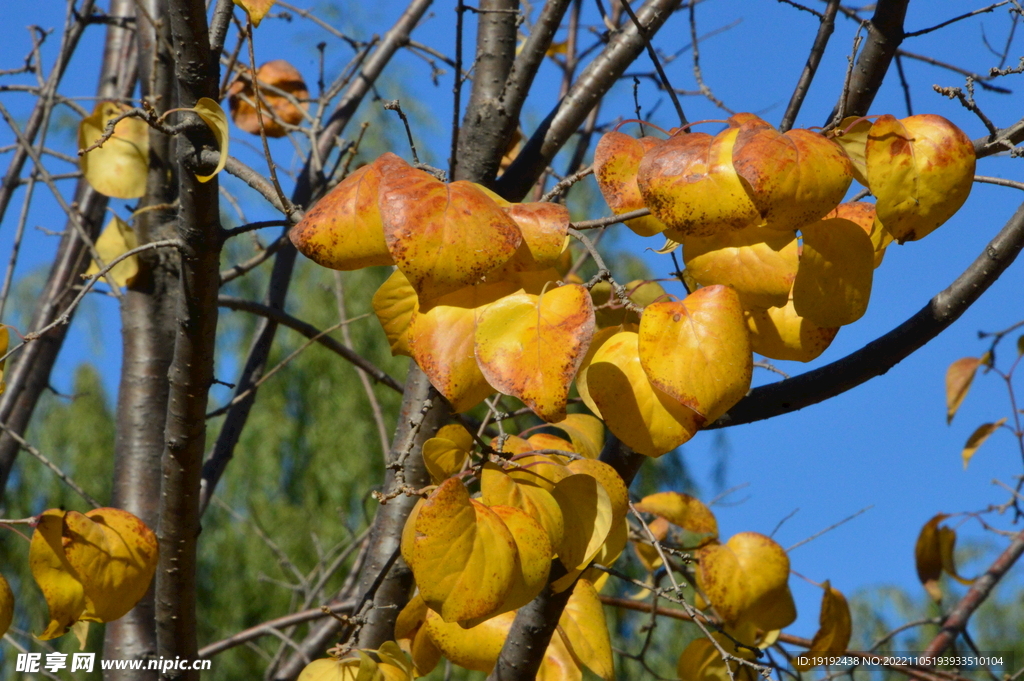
595 112 975 364
914 513 975 602
26 508 158 641
298 642 414 681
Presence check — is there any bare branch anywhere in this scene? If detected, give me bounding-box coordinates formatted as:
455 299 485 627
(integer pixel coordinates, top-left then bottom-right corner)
780 0 841 132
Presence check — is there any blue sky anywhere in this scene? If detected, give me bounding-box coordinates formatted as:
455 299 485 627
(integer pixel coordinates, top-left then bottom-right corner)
1 0 1022 644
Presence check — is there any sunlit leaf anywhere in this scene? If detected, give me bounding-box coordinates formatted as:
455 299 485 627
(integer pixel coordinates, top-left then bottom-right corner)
945 357 982 425
594 131 668 236
291 155 393 270
423 609 515 672
228 59 308 137
371 270 417 357
422 423 473 484
0 572 13 638
677 633 758 681
832 116 872 187
962 419 1006 469
551 473 612 574
30 510 85 640
233 0 275 26
826 201 890 268
504 452 573 491
476 285 595 422
558 579 614 681
539 628 584 681
62 508 159 624
78 101 149 199
682 225 798 310
867 114 975 242
745 296 839 363
730 114 853 232
634 491 718 547
550 413 604 459
793 581 852 670
187 97 229 183
638 286 752 424
793 218 873 327
633 516 670 572
85 215 139 288
580 329 701 457
475 505 551 618
527 432 576 454
394 595 441 676
409 478 517 622
380 165 521 302
697 532 796 631
480 462 565 550
638 128 761 238
496 202 571 273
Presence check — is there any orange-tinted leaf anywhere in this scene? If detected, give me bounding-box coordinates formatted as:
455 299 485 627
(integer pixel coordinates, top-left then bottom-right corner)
228 60 308 137
291 156 393 270
638 287 752 424
558 579 614 680
552 474 612 573
380 166 521 302
499 202 571 271
480 462 565 550
793 582 852 670
233 0 275 26
0 572 11 638
682 225 798 309
580 329 701 456
697 532 796 631
745 297 839 363
962 419 1007 469
945 357 982 425
539 629 584 681
731 116 853 232
422 423 473 484
409 479 517 622
408 280 516 412
793 218 873 327
594 131 668 236
475 285 595 421
832 116 872 187
550 413 604 459
371 270 416 357
85 215 139 288
827 202 890 268
635 491 718 547
30 509 87 640
867 114 975 242
62 508 159 624
79 102 149 199
638 129 761 238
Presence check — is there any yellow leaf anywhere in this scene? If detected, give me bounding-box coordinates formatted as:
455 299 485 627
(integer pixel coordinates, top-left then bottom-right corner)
30 510 87 640
867 114 975 242
558 580 614 680
505 452 573 491
475 285 596 422
633 516 670 572
376 641 415 679
826 201 890 268
634 491 718 547
85 215 139 287
552 474 612 574
550 413 604 459
298 656 383 681
639 128 761 238
78 101 149 199
539 628 584 681
527 432 576 454
594 131 668 237
793 581 852 670
394 594 441 676
638 286 753 424
423 609 515 672
480 462 565 550
963 418 1007 469
62 508 159 624
474 505 551 619
372 270 417 357
491 202 571 275
566 459 628 521
677 634 758 681
0 571 13 638
189 98 229 183
475 282 598 419
410 479 517 623
793 218 874 327
233 0 275 26
697 532 796 631
730 115 853 232
290 156 393 270
945 357 982 425
745 295 839 363
832 116 872 187
422 423 473 485
682 225 798 310
580 329 701 457
380 167 521 302
914 513 975 601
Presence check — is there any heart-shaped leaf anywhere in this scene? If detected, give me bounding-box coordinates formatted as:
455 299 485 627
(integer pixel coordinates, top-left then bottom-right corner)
79 102 149 199
745 296 839 363
85 215 140 288
594 131 669 236
793 218 874 327
481 462 565 550
634 491 718 547
422 423 474 484
552 473 612 573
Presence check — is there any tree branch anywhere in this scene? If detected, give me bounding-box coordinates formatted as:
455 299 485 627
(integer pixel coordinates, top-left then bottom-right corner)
780 0 841 132
713 200 1024 428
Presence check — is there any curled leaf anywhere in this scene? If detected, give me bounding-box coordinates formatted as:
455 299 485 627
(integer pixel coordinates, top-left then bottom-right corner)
422 423 473 484
915 513 976 602
594 131 668 236
550 413 604 459
191 97 229 183
793 581 852 670
962 419 1007 469
371 270 417 357
634 491 718 547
